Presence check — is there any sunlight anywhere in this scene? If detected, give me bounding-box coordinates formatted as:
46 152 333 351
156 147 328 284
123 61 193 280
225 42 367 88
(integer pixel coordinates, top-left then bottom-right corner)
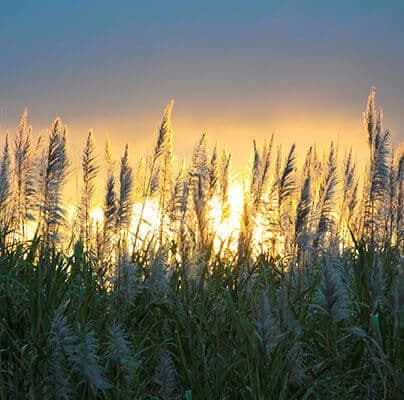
25 220 37 241
82 183 246 254
130 198 161 246
86 201 162 248
11 88 398 264
90 207 104 226
208 182 244 253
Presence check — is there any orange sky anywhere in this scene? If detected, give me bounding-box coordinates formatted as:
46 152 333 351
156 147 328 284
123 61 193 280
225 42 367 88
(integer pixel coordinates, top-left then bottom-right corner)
1 2 404 204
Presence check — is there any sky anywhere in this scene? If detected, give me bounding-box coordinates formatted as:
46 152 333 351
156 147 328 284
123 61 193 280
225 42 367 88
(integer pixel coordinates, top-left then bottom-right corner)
0 0 403 174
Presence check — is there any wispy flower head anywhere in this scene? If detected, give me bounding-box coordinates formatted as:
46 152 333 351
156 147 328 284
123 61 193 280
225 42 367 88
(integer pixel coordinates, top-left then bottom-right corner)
317 258 348 321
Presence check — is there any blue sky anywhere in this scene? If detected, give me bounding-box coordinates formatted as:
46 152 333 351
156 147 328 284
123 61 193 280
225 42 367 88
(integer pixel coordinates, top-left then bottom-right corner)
0 0 403 164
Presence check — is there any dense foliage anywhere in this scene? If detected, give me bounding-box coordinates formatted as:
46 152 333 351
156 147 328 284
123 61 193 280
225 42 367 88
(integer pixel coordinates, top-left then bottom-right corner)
0 89 402 399
0 240 402 399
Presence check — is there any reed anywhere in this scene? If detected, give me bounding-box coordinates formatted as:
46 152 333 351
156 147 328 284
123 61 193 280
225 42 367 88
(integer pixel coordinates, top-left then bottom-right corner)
0 88 402 399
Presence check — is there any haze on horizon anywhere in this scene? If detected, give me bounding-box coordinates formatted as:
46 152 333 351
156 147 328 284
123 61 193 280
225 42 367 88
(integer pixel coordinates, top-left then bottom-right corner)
0 0 403 171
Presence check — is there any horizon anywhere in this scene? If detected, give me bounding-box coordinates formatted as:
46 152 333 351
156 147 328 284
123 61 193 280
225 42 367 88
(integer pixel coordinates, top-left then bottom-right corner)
0 1 403 171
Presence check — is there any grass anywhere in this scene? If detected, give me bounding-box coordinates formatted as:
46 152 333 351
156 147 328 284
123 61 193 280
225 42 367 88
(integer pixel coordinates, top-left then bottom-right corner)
0 238 402 399
0 88 403 399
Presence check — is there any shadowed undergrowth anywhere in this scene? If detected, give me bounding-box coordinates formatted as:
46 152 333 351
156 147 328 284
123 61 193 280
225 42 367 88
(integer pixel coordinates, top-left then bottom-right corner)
0 239 402 399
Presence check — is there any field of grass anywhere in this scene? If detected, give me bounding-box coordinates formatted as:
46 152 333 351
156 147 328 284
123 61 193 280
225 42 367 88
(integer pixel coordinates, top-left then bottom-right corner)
0 89 402 399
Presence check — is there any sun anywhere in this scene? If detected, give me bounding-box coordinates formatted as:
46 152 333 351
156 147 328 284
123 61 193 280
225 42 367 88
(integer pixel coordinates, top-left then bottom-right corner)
208 182 244 253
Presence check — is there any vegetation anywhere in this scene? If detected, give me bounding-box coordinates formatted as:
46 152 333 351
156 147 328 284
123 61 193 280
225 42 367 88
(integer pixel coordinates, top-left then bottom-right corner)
0 89 402 399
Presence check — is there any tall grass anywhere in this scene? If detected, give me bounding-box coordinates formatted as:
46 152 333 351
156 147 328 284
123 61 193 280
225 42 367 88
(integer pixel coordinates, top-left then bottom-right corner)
0 89 402 399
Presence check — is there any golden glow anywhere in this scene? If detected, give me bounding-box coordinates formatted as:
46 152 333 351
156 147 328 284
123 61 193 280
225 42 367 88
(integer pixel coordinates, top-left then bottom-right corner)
82 181 286 256
67 183 247 254
89 208 104 226
89 200 162 245
25 220 37 241
130 199 161 244
208 183 244 253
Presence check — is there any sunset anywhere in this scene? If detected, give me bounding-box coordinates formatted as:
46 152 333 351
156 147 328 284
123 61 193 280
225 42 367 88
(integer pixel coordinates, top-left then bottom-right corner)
0 2 403 399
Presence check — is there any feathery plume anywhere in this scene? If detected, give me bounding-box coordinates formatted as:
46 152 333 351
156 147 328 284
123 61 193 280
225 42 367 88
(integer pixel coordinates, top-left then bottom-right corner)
169 163 189 222
107 323 136 379
38 118 69 247
315 142 338 247
317 258 348 321
154 100 174 160
255 290 277 362
102 138 118 265
251 135 273 207
364 128 391 247
14 108 36 238
117 144 133 233
209 143 220 196
153 348 177 400
191 134 211 246
277 144 296 248
153 101 174 241
288 340 307 385
47 310 76 400
364 87 376 147
146 247 170 302
71 328 111 392
0 134 11 231
342 148 357 220
79 131 98 249
295 175 311 256
279 144 296 207
220 150 231 221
